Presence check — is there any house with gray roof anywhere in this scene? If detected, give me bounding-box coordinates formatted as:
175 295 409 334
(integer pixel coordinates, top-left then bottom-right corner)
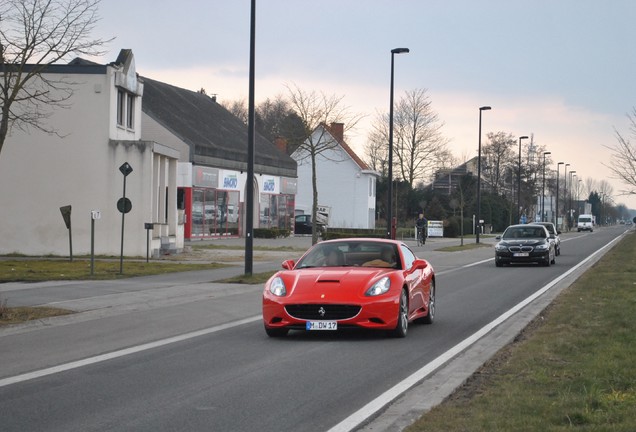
140 77 297 239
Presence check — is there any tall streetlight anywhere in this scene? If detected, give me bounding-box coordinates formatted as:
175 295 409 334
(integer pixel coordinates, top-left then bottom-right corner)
564 164 570 229
569 171 576 228
556 162 564 228
516 135 528 223
386 47 409 239
541 151 551 222
476 106 491 243
244 0 256 275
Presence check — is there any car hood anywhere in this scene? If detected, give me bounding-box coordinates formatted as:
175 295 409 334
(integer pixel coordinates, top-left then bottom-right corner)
279 268 396 301
498 239 546 246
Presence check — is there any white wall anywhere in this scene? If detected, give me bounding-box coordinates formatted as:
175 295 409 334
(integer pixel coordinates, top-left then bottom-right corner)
0 65 178 256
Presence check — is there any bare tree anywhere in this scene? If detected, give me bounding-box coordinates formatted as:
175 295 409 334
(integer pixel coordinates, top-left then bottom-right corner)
584 177 597 200
605 107 636 197
0 0 111 157
393 89 449 186
364 110 389 175
221 97 248 123
286 83 364 244
366 89 448 186
482 131 516 195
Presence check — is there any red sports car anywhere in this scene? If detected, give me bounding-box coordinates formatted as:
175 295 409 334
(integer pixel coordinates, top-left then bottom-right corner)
262 238 436 338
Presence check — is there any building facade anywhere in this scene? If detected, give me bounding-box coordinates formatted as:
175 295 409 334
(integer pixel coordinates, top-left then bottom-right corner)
0 50 180 257
292 123 379 229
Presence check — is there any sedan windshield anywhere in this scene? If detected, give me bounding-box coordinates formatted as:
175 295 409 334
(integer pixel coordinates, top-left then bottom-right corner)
503 227 547 239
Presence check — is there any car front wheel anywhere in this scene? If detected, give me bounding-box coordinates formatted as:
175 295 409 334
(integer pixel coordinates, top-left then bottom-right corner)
390 289 409 338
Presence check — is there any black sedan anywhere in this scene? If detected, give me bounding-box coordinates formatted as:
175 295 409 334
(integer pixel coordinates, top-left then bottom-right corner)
294 214 325 235
494 224 556 267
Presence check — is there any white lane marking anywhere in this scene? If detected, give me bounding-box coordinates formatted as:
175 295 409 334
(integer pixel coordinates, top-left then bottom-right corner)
327 232 625 432
0 316 262 388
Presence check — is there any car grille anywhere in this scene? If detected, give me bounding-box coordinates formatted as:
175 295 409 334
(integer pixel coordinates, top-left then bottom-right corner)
507 245 534 253
285 304 361 320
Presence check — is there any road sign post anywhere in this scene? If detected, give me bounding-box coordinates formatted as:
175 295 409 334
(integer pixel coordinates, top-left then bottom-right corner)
118 162 133 274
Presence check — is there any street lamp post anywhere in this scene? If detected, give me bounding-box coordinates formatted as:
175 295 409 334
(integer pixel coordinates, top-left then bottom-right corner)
541 151 551 222
516 135 528 223
476 106 491 244
564 164 570 229
386 47 409 239
556 162 564 228
569 171 576 227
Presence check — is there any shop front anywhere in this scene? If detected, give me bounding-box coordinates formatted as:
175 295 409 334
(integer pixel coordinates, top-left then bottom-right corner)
179 165 296 239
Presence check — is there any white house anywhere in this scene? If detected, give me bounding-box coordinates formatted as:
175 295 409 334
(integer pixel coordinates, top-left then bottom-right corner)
0 50 180 257
292 123 379 229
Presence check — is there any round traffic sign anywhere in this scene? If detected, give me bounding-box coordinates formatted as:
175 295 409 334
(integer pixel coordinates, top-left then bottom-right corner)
117 197 132 214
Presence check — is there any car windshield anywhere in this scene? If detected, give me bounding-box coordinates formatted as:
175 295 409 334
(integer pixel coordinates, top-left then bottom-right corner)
503 227 546 239
295 241 402 269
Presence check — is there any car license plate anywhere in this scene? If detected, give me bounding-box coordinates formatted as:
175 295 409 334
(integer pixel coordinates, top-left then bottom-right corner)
306 321 337 331
513 252 529 257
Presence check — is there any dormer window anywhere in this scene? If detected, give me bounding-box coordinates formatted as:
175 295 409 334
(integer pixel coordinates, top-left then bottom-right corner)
117 88 136 130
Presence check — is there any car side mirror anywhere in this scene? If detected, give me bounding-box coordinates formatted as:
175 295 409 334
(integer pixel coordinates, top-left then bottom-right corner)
495 235 501 240
282 260 295 270
557 230 561 235
411 259 429 271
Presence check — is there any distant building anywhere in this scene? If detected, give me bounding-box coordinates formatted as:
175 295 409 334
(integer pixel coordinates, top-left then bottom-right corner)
292 123 379 229
430 157 477 195
140 77 297 239
0 49 297 257
0 50 180 256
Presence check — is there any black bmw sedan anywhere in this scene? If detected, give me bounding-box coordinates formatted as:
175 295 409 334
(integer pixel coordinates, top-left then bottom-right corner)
494 224 556 267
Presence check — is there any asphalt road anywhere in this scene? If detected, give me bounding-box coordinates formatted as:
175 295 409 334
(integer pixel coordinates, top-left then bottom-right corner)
0 226 630 431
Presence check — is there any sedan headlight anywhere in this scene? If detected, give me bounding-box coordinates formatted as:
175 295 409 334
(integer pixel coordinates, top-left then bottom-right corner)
365 276 391 296
268 276 287 296
534 242 550 251
495 243 508 251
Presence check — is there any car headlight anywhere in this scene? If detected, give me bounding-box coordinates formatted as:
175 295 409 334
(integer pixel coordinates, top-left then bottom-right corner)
268 276 287 296
366 276 391 296
534 243 549 251
495 243 508 251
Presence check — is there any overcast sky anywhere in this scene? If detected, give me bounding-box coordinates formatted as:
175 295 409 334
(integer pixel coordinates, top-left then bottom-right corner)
90 0 636 209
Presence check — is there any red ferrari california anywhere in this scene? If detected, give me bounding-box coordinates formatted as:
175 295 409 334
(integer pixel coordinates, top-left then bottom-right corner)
262 238 435 338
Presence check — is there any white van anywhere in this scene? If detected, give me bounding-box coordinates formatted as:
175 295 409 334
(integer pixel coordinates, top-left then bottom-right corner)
577 214 594 232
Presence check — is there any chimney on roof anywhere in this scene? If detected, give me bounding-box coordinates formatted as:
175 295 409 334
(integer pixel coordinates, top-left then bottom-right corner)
274 137 288 154
330 122 344 142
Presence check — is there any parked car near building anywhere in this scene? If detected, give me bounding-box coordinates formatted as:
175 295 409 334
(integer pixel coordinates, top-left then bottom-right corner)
294 214 325 235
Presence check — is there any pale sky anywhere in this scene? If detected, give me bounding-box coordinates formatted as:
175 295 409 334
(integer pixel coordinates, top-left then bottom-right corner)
89 0 636 209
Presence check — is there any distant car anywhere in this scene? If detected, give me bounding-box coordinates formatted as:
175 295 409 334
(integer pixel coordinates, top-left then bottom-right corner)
495 224 556 267
294 214 325 235
577 214 594 232
262 238 436 338
532 222 561 256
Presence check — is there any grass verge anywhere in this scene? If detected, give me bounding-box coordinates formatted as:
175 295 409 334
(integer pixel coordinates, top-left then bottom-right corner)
0 259 226 283
406 232 636 431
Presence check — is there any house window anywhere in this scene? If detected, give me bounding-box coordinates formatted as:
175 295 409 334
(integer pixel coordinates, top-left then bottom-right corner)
117 89 125 126
116 89 136 130
126 93 135 129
